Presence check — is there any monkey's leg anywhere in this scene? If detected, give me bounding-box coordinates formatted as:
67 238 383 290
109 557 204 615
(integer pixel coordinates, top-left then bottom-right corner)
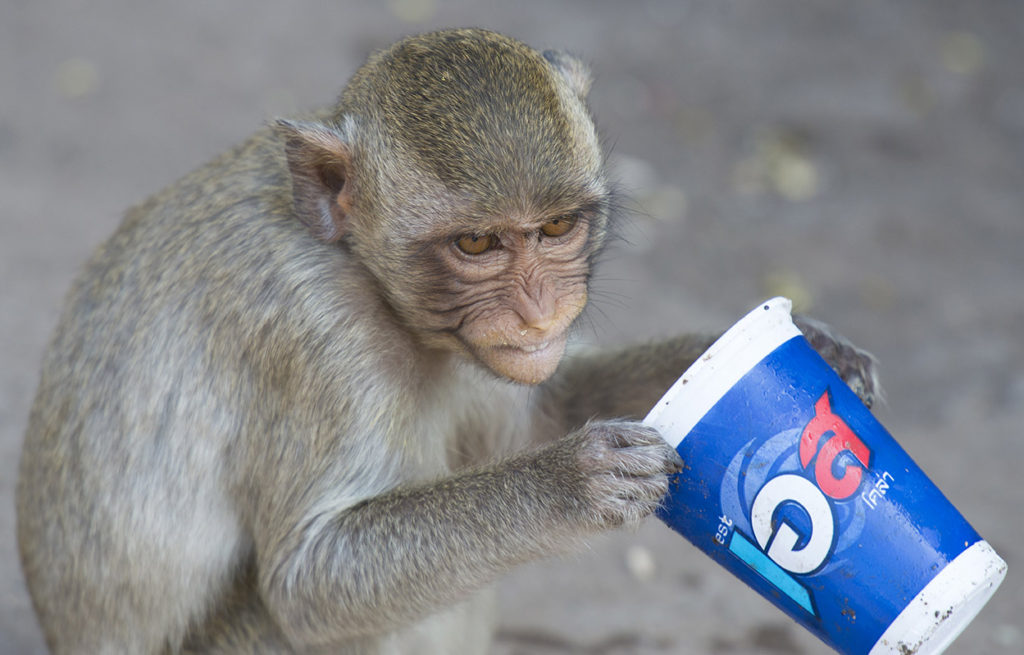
180 570 480 655
179 562 299 654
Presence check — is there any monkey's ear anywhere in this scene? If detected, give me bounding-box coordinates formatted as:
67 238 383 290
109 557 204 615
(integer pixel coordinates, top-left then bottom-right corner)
543 50 592 99
275 119 353 243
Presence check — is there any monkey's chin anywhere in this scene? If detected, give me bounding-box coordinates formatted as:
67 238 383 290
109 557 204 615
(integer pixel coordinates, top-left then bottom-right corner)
475 337 568 386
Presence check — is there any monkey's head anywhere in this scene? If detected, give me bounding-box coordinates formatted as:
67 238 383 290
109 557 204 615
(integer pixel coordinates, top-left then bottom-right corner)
277 29 610 385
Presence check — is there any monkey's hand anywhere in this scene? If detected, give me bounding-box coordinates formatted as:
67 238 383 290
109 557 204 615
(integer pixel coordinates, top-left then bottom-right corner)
550 420 682 530
794 315 882 409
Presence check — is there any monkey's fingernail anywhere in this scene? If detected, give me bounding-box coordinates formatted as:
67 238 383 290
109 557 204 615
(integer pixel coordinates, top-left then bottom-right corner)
669 450 684 472
519 329 528 336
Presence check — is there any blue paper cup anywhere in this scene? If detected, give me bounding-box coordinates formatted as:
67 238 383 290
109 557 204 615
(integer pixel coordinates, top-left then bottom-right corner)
645 298 1006 655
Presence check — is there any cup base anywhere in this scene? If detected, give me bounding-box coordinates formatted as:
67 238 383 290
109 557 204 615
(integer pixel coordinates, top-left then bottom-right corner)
869 540 1007 655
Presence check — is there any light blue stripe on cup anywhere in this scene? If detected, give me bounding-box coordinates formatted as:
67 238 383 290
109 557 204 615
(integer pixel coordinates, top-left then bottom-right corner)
729 531 815 616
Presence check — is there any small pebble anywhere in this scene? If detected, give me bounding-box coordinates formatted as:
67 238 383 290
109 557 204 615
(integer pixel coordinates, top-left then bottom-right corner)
642 185 688 223
387 0 436 23
54 57 98 99
993 623 1021 648
942 32 985 76
772 154 818 202
760 269 813 314
625 545 656 582
732 128 820 202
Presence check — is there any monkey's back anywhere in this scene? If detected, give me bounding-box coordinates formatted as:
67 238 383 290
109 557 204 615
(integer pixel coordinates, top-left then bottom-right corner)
15 129 389 652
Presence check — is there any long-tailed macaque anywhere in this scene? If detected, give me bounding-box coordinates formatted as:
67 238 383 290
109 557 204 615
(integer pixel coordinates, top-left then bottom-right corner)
17 29 878 654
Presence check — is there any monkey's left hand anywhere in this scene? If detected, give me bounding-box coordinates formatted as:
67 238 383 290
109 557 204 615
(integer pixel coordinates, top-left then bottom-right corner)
793 315 882 409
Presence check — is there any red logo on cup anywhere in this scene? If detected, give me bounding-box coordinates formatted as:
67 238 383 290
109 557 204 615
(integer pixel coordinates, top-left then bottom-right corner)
799 391 872 500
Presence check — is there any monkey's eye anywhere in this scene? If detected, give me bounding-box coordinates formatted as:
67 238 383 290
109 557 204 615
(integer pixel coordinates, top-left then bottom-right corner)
455 234 497 255
540 215 577 238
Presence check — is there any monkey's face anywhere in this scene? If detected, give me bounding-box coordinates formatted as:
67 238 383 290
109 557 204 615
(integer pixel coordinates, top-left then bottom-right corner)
410 208 602 385
310 28 611 384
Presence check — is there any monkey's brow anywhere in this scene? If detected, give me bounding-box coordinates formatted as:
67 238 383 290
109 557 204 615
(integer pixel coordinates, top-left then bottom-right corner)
436 211 598 243
568 197 610 219
453 195 609 233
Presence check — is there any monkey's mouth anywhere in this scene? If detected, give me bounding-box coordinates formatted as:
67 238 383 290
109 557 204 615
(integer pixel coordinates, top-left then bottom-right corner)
475 335 568 385
513 341 551 354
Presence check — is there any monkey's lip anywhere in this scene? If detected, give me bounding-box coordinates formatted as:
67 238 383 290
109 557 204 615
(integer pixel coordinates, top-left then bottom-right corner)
476 335 568 385
494 338 563 358
509 341 552 354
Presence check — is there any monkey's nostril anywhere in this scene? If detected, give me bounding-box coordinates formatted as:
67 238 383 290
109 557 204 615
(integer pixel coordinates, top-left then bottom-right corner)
518 314 558 334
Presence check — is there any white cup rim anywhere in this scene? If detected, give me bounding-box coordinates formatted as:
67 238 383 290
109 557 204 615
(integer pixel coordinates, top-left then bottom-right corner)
643 297 802 447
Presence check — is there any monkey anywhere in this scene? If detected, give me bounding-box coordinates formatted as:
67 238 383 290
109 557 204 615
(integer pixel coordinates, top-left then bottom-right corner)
16 28 879 654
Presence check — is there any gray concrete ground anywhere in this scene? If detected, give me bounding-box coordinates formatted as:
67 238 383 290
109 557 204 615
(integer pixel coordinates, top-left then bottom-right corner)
2 1 1022 653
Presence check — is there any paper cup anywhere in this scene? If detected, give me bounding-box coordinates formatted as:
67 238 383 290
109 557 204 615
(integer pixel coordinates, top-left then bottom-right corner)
645 298 1006 655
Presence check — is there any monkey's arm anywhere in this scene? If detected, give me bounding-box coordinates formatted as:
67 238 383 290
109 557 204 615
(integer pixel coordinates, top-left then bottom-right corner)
542 317 880 432
255 420 678 646
543 334 718 430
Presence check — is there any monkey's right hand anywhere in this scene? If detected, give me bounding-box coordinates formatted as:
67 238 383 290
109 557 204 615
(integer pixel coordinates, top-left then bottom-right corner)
544 420 683 530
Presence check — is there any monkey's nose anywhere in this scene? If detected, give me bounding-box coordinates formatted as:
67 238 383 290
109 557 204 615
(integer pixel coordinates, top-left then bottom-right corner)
516 311 558 335
512 286 558 334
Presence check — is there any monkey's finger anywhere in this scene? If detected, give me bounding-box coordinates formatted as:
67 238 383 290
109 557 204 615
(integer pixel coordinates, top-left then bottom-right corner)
591 483 665 527
618 423 665 445
612 473 671 502
795 316 883 409
611 444 683 476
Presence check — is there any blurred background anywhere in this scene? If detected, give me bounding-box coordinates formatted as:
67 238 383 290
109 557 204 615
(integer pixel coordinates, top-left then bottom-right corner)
2 1 1021 653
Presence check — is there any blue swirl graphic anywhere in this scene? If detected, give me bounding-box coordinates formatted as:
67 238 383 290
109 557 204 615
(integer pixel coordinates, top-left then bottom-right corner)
720 427 867 573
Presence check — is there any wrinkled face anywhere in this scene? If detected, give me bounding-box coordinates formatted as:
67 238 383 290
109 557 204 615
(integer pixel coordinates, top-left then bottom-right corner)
352 168 609 386
416 201 605 385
